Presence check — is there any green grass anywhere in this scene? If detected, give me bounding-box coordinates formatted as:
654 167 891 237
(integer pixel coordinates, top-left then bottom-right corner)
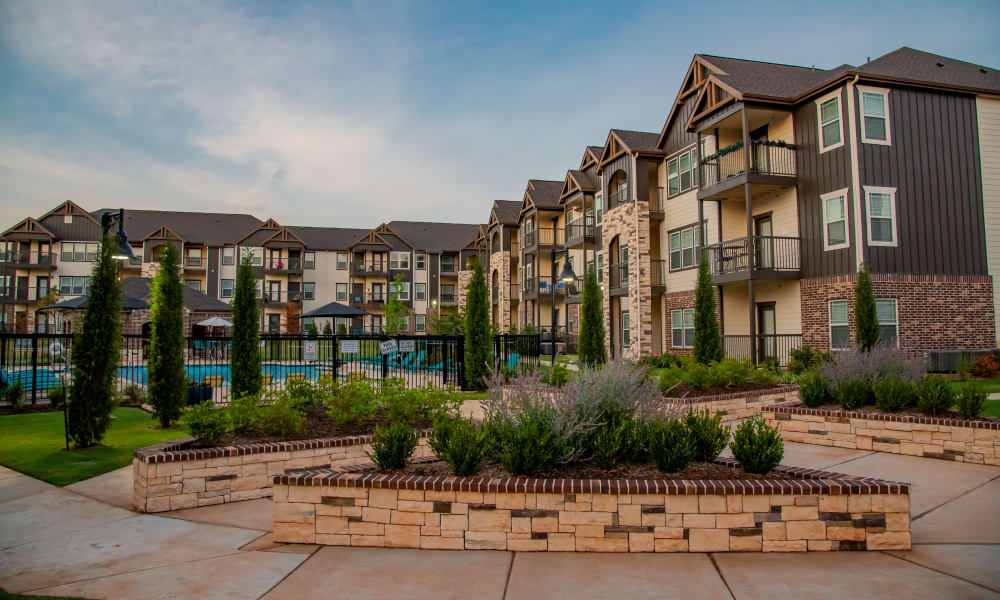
1 590 88 600
0 407 190 486
458 391 488 400
948 379 1000 394
981 400 1000 418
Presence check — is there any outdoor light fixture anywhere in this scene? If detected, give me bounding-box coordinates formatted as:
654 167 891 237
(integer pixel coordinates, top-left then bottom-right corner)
548 248 577 365
101 208 137 261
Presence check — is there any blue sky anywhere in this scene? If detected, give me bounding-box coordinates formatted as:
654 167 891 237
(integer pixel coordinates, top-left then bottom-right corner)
1 0 998 228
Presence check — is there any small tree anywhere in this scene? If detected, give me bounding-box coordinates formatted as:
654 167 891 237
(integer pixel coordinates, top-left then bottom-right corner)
855 262 880 351
231 253 261 398
148 244 186 427
337 322 348 335
577 265 606 368
306 322 319 337
429 308 465 335
322 321 332 335
384 274 410 334
464 258 490 390
67 235 121 447
693 253 723 364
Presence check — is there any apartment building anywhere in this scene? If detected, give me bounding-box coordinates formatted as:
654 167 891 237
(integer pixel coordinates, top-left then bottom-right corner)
487 200 521 331
0 201 483 335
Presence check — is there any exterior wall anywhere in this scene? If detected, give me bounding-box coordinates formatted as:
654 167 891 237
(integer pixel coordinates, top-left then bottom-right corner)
601 201 652 359
764 404 1000 465
720 187 799 241
666 388 799 424
800 273 995 354
489 251 512 330
721 281 801 336
978 96 1000 344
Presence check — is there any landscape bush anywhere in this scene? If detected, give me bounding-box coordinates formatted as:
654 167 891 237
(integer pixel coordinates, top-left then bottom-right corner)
683 408 729 462
366 421 417 471
788 346 829 375
639 354 683 369
836 379 872 410
590 410 646 470
970 355 1000 378
730 416 784 474
3 381 24 408
874 377 915 413
798 371 830 408
227 393 261 434
955 385 987 420
488 398 569 476
433 417 490 476
47 385 67 409
182 400 229 445
916 376 955 416
539 363 571 387
121 383 147 407
259 394 305 437
647 418 693 473
324 380 378 426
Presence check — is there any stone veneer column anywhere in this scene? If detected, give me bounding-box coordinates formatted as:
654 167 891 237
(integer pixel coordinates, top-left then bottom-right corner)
488 252 512 331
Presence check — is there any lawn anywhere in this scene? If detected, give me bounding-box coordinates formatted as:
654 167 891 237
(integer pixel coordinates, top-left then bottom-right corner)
947 380 1000 417
0 407 189 486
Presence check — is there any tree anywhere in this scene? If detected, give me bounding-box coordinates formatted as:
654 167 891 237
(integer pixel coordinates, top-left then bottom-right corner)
67 235 121 447
464 258 490 390
429 308 465 335
577 264 607 368
231 253 261 398
322 321 332 335
855 262 880 351
148 244 186 427
306 322 319 337
384 274 410 334
693 253 723 364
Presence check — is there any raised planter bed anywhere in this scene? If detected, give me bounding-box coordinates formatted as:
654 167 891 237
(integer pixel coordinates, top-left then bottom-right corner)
132 433 432 512
271 458 910 552
665 386 799 424
763 403 1000 465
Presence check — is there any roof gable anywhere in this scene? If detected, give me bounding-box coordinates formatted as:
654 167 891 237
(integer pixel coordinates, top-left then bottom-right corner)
262 226 307 246
141 225 184 242
40 200 102 227
2 217 58 239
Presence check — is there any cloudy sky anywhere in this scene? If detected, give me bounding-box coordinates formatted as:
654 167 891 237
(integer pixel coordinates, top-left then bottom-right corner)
1 0 998 229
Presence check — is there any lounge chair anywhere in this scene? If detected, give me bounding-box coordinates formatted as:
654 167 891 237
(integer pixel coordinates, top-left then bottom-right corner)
390 349 425 369
286 372 306 383
422 358 454 373
317 372 334 385
203 375 224 387
346 371 365 382
506 353 520 372
261 373 274 386
1 367 63 392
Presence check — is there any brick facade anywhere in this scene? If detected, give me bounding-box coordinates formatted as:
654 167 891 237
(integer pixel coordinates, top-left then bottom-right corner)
488 251 512 331
601 202 653 360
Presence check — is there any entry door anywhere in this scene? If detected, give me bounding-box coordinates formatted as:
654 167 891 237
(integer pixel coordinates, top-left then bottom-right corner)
754 215 774 269
750 125 769 173
371 283 384 303
267 281 281 302
267 314 281 334
269 249 281 269
757 303 776 361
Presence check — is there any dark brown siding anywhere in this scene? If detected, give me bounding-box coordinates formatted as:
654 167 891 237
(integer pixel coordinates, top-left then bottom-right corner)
207 247 220 298
428 254 440 303
38 215 102 241
662 100 699 156
241 230 273 246
602 154 633 212
794 86 855 278
858 86 987 275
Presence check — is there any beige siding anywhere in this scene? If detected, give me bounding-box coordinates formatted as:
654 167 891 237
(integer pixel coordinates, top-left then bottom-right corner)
721 281 801 336
977 96 1000 344
721 187 799 241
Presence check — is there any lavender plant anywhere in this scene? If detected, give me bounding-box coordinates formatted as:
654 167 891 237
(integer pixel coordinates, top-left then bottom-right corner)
820 344 925 409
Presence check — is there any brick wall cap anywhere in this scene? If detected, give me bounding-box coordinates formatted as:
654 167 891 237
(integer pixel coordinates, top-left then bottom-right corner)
665 385 799 405
764 402 1000 430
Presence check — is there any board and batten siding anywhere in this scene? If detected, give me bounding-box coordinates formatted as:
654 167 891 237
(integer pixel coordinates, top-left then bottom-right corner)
977 95 1000 344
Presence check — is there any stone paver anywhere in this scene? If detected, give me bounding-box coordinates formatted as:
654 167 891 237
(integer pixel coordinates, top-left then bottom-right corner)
261 546 512 600
714 551 998 599
888 544 1000 593
0 487 134 550
66 464 135 508
505 552 731 600
0 469 54 504
911 477 1000 544
163 497 274 531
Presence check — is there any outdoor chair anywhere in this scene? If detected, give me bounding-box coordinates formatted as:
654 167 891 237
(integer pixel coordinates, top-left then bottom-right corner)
286 372 306 383
202 375 224 387
261 373 274 386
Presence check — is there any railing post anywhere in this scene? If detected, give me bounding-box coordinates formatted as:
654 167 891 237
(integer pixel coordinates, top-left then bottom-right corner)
30 333 38 404
457 335 466 391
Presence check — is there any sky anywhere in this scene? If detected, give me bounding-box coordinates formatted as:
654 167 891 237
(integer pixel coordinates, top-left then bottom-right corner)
1 0 998 230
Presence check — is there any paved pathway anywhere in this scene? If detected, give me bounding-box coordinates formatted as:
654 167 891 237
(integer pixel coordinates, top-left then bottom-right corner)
1 443 999 599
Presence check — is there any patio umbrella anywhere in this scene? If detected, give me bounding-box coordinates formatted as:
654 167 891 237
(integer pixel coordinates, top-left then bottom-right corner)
297 301 371 319
197 316 233 327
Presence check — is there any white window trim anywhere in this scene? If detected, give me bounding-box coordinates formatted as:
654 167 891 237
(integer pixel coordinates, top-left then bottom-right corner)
858 86 891 146
816 89 845 153
336 283 347 301
670 308 695 348
828 300 850 350
864 185 898 247
416 253 426 270
876 298 900 348
415 314 426 332
391 280 410 301
390 251 410 270
821 188 851 251
336 252 348 270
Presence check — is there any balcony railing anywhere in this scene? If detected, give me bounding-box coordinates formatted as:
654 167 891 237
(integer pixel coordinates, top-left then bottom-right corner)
262 290 302 305
702 236 801 280
264 257 303 273
608 188 630 210
352 260 388 275
651 259 666 290
0 287 52 303
122 257 142 270
440 262 457 275
723 334 803 366
522 230 536 249
564 222 595 246
649 187 664 214
3 251 57 268
700 141 796 188
608 263 628 291
509 282 519 302
523 276 538 299
440 292 457 305
184 256 207 269
537 228 563 247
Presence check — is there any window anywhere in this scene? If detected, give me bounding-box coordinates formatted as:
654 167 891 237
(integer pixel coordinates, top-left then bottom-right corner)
877 299 899 347
821 188 850 250
390 251 410 270
671 309 695 348
415 314 426 332
222 247 235 266
865 186 897 246
391 281 409 301
441 255 456 273
621 311 630 345
185 280 202 292
336 252 348 270
859 86 890 144
596 251 603 276
668 223 705 271
416 253 426 270
667 147 696 196
442 284 455 302
302 317 314 331
60 242 99 262
59 276 90 296
36 277 49 297
302 282 315 300
336 283 347 301
816 90 844 152
415 283 426 301
304 252 316 269
185 248 202 267
595 197 603 224
221 279 234 298
829 300 850 349
240 247 262 266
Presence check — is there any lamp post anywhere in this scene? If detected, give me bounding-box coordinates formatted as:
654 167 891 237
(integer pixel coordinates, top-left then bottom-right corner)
549 248 577 366
100 209 137 261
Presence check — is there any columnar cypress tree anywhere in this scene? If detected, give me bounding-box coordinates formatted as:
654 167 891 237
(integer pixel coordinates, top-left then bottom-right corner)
464 258 490 390
148 244 186 427
693 253 723 364
855 262 880 351
231 253 261 398
578 265 607 368
68 235 121 447
322 321 332 335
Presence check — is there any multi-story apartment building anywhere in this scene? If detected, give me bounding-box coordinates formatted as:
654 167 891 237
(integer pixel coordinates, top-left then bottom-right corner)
487 200 521 331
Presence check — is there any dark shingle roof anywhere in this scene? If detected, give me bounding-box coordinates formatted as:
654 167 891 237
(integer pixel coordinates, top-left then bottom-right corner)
286 226 367 250
119 277 233 312
610 130 663 153
856 47 1000 94
567 170 599 192
491 200 520 226
94 209 262 246
385 221 480 253
527 180 563 210
697 54 846 99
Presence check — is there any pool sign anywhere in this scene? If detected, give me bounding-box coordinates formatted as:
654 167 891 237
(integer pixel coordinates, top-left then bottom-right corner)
303 341 317 361
380 339 398 355
340 340 359 354
399 340 415 352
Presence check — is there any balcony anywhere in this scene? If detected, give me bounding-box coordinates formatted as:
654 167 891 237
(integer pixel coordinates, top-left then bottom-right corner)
608 188 631 211
264 257 304 274
122 257 142 270
509 282 519 303
564 277 584 304
608 263 628 296
440 261 458 278
698 141 796 201
723 334 803 367
701 236 801 284
521 228 563 254
352 260 388 276
0 287 52 304
649 187 664 221
440 291 457 305
522 276 538 300
262 290 302 307
3 251 57 270
651 259 666 294
564 222 596 248
184 256 207 271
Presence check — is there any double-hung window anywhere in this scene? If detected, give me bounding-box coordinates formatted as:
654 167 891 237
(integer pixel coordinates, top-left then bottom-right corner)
865 186 897 246
303 252 316 269
859 87 890 144
877 299 899 347
303 282 315 300
415 314 426 332
59 276 90 296
391 281 410 301
816 90 844 152
416 253 426 270
241 247 262 266
829 300 850 349
336 252 348 270
621 311 631 345
671 309 695 348
595 198 603 224
441 255 456 273
185 280 201 292
336 283 347 301
222 247 235 266
667 147 696 197
221 279 234 298
821 189 850 250
415 283 426 301
390 251 410 270
668 223 705 270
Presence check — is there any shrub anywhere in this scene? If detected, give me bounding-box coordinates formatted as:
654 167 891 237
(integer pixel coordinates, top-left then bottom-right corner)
489 399 567 476
182 400 229 445
231 254 261 399
855 263 880 351
640 354 682 369
683 408 729 462
464 261 490 390
4 381 24 408
955 385 987 420
259 395 305 437
916 376 955 416
693 254 723 364
435 418 490 476
730 416 784 474
685 363 713 391
798 371 830 408
227 393 261 434
591 411 646 470
750 364 778 386
837 379 872 410
121 383 147 406
874 377 915 413
712 359 751 389
48 385 67 409
540 363 571 387
380 381 460 426
789 346 828 375
148 244 186 428
955 355 972 379
324 380 378 426
971 355 1000 378
578 265 607 368
658 365 686 395
648 418 693 473
820 345 925 405
366 421 417 471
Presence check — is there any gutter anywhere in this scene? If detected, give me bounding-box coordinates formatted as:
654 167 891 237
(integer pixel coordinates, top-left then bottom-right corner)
845 75 865 271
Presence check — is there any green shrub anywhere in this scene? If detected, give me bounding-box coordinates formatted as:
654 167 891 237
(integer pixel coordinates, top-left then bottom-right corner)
658 365 685 395
874 377 915 413
712 359 751 389
916 376 954 416
4 381 24 408
760 356 780 373
540 363 571 387
750 364 778 386
285 379 322 406
47 385 67 409
798 371 830 408
227 393 261 434
837 379 872 410
182 400 229 445
380 380 460 426
685 363 713 391
648 419 693 472
683 408 729 462
259 395 305 437
489 400 566 476
955 385 987 420
366 421 417 471
324 380 378 426
789 346 829 374
730 415 784 474
591 410 645 470
121 383 147 406
436 418 490 476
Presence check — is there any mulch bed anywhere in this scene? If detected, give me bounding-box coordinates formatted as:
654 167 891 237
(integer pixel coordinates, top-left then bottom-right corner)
808 403 1000 424
0 404 63 415
663 382 788 399
383 459 794 481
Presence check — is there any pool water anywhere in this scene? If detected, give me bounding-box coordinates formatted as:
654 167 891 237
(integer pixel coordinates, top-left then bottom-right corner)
116 363 333 385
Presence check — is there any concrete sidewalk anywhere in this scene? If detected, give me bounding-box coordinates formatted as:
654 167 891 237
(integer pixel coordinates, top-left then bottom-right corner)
2 442 999 599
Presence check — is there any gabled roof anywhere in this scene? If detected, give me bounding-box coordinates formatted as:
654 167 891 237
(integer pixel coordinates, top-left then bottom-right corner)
41 200 102 227
95 209 262 246
120 277 232 312
697 54 844 101
2 217 57 239
141 225 184 242
262 226 307 246
855 47 1000 95
599 129 663 168
559 169 599 203
489 200 520 227
286 226 367 250
579 146 603 170
350 229 394 250
385 221 481 253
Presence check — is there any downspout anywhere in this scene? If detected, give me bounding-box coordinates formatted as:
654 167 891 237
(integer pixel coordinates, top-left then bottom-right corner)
846 75 865 271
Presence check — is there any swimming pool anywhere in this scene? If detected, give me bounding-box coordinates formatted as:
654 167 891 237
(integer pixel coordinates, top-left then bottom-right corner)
116 363 333 385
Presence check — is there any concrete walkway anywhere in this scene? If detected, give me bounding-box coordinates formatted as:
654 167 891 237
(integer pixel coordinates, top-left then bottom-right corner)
2 443 999 599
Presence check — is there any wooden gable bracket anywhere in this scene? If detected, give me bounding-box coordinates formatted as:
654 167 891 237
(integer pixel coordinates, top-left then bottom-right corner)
142 225 185 242
2 217 58 239
38 200 102 226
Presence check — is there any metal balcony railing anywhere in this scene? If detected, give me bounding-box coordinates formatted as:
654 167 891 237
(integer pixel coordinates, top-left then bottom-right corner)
608 263 628 290
608 188 630 210
702 236 801 278
3 251 57 268
651 259 666 288
700 141 796 188
184 256 207 269
263 257 303 272
723 334 803 366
